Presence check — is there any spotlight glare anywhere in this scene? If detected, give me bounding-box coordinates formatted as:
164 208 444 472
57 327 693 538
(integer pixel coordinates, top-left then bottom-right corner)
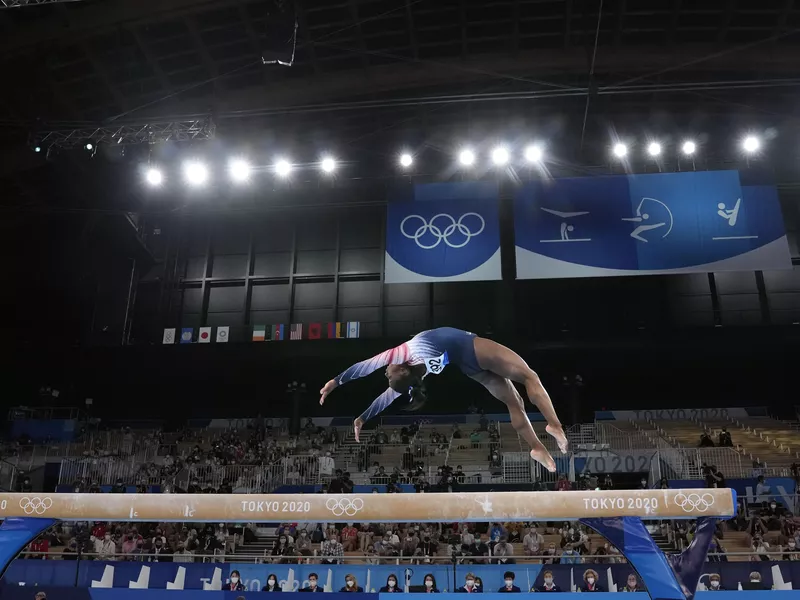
228 158 251 183
682 140 696 156
399 153 413 168
34 146 41 153
183 161 209 186
321 156 336 173
742 135 760 154
458 148 476 167
524 145 543 163
491 145 510 166
612 142 628 158
85 143 93 151
647 142 662 157
145 168 163 186
275 159 292 177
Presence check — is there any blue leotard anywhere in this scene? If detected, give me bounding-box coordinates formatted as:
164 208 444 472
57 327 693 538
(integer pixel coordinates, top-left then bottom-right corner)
334 327 482 423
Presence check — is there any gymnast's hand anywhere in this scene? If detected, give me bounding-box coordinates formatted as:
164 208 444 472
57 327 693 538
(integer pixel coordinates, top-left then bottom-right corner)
319 379 338 405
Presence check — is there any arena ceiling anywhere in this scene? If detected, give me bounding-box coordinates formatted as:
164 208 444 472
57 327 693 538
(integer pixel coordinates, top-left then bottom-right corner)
2 0 800 209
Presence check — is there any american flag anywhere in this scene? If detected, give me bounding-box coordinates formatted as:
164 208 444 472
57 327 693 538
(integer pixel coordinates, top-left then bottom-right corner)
290 323 303 340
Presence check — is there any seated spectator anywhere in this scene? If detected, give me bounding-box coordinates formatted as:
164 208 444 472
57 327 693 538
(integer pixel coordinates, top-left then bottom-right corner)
321 534 344 564
341 523 359 552
340 574 363 593
401 528 419 556
262 574 282 592
499 571 521 593
474 577 485 592
581 569 604 592
560 543 581 564
97 532 116 560
296 530 313 555
699 433 715 447
718 427 732 447
494 537 515 564
743 571 765 590
423 574 440 593
542 542 559 564
556 474 572 491
380 574 402 593
455 573 480 593
226 570 245 592
172 541 194 563
749 535 771 561
523 527 543 556
622 574 644 592
300 573 323 592
536 571 562 592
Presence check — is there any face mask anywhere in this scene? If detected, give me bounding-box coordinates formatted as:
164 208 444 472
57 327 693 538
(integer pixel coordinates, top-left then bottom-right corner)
587 578 595 585
548 546 555 552
751 579 759 583
475 582 480 588
505 580 514 586
280 539 286 545
790 544 796 549
348 523 354 527
425 581 433 588
544 578 553 585
309 581 317 587
710 581 719 588
269 580 276 586
231 577 239 584
347 581 354 588
388 581 396 588
641 480 646 485
465 580 474 587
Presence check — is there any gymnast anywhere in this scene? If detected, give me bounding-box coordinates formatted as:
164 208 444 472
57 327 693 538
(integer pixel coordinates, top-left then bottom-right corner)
319 327 567 471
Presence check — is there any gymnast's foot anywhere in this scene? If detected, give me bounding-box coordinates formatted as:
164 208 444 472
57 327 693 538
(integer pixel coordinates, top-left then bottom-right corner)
530 444 556 473
353 417 364 443
546 424 569 454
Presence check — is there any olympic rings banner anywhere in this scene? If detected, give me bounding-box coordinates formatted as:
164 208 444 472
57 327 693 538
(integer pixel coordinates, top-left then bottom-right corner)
514 170 792 279
385 182 501 283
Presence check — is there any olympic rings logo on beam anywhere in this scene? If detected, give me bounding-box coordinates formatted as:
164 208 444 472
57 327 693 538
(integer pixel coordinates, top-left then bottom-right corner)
19 496 53 515
400 213 485 249
326 497 364 517
673 493 715 512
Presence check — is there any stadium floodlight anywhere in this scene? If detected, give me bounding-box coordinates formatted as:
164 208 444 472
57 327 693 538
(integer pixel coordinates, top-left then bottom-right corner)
524 144 543 163
647 142 662 157
491 146 510 166
228 158 251 183
458 148 476 167
399 152 413 168
321 156 336 174
34 146 41 153
145 168 163 187
275 159 292 177
612 143 628 158
85 143 93 151
682 140 696 156
183 160 209 186
742 135 760 154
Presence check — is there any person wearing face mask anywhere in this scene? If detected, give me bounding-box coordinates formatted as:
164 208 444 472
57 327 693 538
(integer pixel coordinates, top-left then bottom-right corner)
339 574 362 592
341 523 359 552
580 569 604 592
474 577 484 592
535 570 562 592
706 574 724 591
296 529 313 555
379 575 403 593
422 574 440 593
498 571 520 593
455 573 480 593
98 533 116 560
300 573 324 592
638 478 649 489
542 542 559 564
783 538 800 561
262 574 282 592
622 574 643 592
226 570 245 592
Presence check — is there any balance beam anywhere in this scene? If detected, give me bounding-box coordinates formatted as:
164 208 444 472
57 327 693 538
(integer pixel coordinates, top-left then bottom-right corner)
2 488 734 522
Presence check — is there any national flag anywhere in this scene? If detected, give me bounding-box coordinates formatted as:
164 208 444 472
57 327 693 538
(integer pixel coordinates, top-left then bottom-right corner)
216 326 229 343
308 322 322 339
180 328 193 344
198 327 212 343
271 324 285 340
163 328 176 344
327 322 344 339
346 321 360 338
253 325 266 342
290 323 303 340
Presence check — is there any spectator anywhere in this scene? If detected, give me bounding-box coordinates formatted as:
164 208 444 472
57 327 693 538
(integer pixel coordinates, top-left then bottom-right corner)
263 574 282 592
226 570 245 592
321 534 344 564
657 478 669 489
755 476 771 505
341 523 359 552
173 541 194 563
455 573 479 593
494 537 515 564
111 478 126 494
28 536 49 560
300 573 323 592
744 571 765 590
499 571 521 593
581 569 604 592
523 527 543 556
401 528 419 557
699 433 715 447
704 573 723 591
380 574 402 593
423 574 440 593
474 577 484 592
296 530 313 555
718 427 732 447
319 451 335 479
489 522 505 544
556 474 572 491
536 570 562 592
542 542 559 564
454 465 466 483
784 539 800 561
622 574 644 592
749 535 771 561
560 543 581 564
638 478 648 490
97 533 116 560
340 574 363 593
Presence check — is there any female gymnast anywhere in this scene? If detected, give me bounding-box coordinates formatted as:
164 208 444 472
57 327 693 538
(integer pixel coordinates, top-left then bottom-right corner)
319 327 567 472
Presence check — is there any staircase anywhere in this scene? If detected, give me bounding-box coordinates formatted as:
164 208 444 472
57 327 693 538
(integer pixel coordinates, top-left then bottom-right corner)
232 531 277 560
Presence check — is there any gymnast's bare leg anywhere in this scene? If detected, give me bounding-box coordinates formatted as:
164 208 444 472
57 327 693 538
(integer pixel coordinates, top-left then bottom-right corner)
469 371 557 472
473 337 568 454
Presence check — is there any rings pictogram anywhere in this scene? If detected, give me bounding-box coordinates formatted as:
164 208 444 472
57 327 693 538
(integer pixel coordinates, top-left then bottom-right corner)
19 496 53 515
673 493 714 513
325 497 364 517
401 213 485 249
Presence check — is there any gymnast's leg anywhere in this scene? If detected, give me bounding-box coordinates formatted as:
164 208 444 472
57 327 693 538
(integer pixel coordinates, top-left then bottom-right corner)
469 370 556 472
473 337 568 453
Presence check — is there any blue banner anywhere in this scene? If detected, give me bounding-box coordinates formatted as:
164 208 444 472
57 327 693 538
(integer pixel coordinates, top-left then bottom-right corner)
515 170 791 278
7 560 800 591
385 182 501 283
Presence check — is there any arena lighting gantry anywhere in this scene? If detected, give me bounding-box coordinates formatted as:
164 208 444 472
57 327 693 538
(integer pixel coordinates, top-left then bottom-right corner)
0 489 734 600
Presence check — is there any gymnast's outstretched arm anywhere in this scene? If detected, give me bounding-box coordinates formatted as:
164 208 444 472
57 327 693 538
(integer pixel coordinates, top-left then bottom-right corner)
319 344 409 405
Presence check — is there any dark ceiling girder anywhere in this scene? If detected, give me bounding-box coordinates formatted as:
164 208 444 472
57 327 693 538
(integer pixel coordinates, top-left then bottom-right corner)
130 26 173 93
